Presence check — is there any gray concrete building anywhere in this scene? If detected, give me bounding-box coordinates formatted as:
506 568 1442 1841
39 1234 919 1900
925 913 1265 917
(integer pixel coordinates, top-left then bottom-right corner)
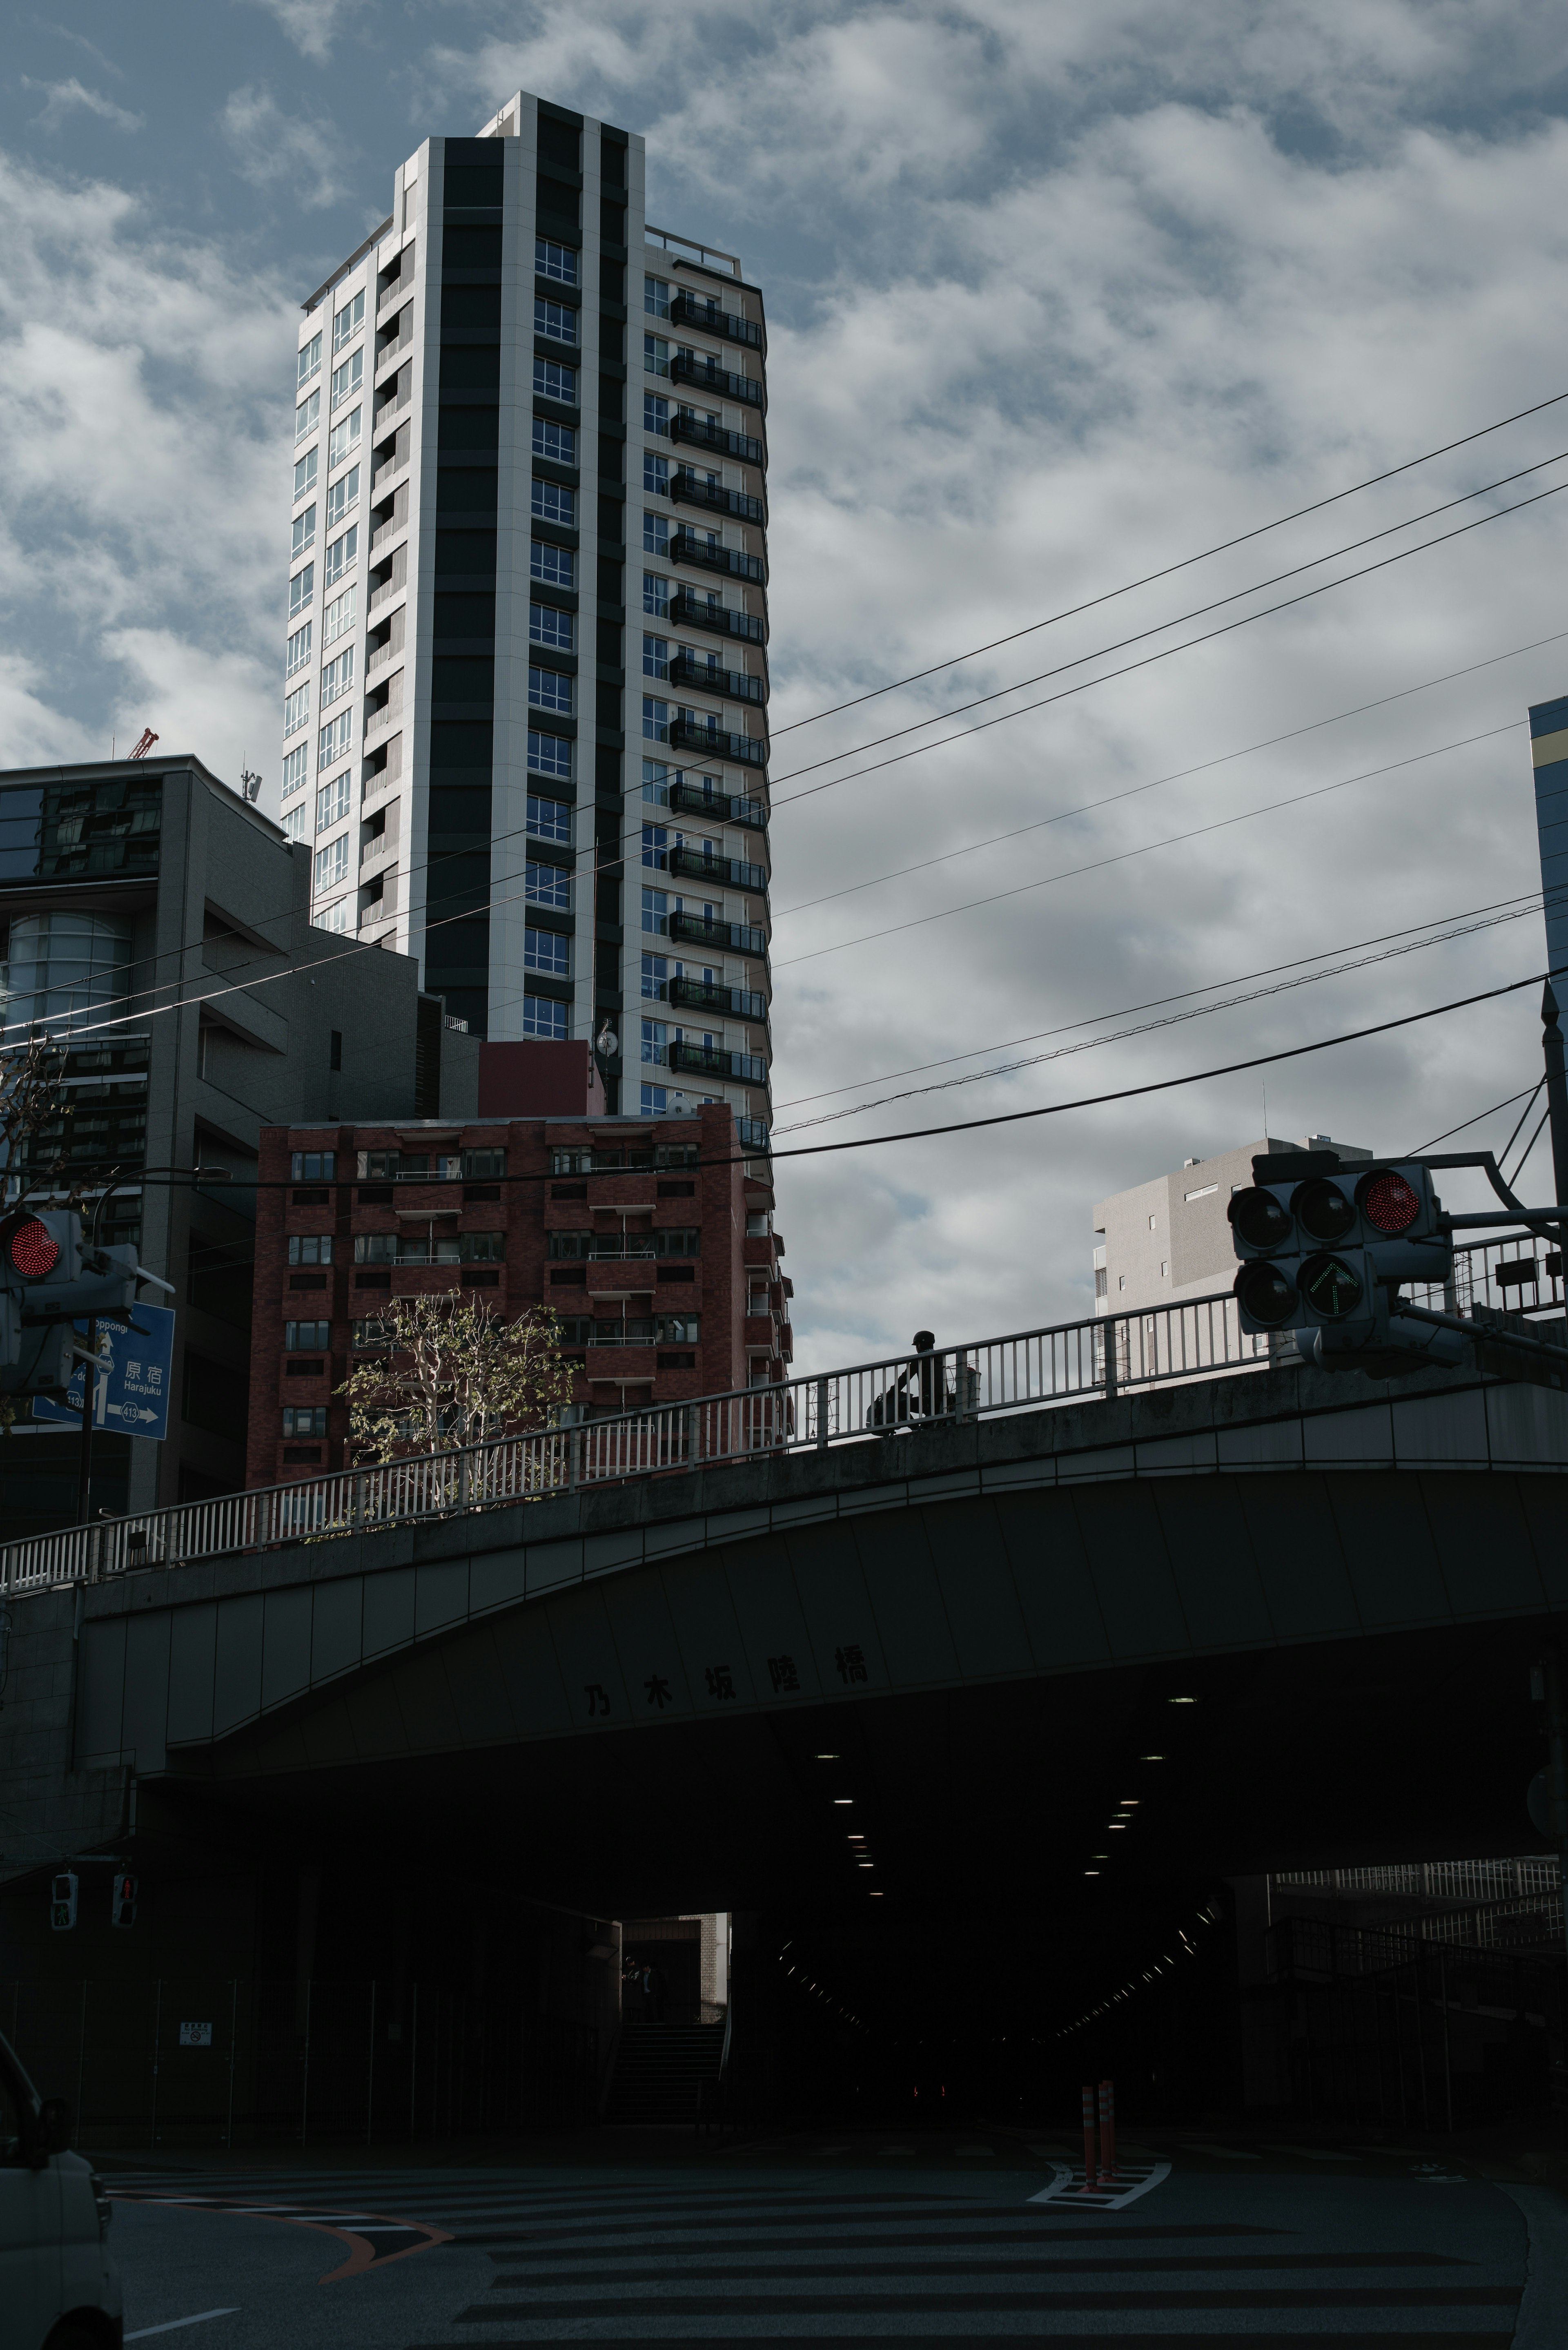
0 752 477 1532
280 87 773 1147
1093 1131 1372 1319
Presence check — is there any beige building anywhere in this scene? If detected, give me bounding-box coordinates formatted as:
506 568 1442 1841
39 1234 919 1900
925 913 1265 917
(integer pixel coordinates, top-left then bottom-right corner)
1093 1131 1372 1318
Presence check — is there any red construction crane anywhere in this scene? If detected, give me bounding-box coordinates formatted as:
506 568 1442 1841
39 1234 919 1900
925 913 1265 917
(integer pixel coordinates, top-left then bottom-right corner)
127 729 158 760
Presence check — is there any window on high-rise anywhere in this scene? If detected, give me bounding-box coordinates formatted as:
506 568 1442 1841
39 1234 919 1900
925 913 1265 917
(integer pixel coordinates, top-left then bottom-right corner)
528 603 573 651
535 236 579 284
530 542 575 589
643 572 669 617
287 1235 333 1266
643 512 669 557
642 697 669 742
328 408 361 470
644 394 669 437
528 667 572 715
323 584 356 645
526 730 572 779
323 526 357 586
298 332 322 386
641 1019 667 1064
533 357 578 404
282 745 309 801
524 929 571 976
642 823 668 869
644 276 670 318
642 635 668 680
332 289 365 353
643 453 669 497
331 349 363 412
318 711 352 769
524 861 570 909
641 952 668 997
641 887 668 935
523 996 568 1039
295 388 320 445
316 772 352 833
283 682 311 738
532 417 577 464
291 505 316 561
314 836 350 894
535 297 577 347
321 648 355 709
289 563 314 618
644 333 669 377
526 792 572 843
325 467 359 526
286 622 312 678
531 480 576 527
294 448 317 502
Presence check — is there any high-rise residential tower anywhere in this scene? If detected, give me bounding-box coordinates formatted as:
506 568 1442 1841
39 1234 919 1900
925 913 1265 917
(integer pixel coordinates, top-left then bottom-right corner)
280 90 772 1153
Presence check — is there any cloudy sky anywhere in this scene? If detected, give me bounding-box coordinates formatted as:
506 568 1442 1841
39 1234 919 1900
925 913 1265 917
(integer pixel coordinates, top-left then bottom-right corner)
4 1 1568 1368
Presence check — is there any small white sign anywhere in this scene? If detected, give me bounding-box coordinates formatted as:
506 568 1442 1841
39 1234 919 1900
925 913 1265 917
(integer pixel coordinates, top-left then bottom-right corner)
178 2021 213 2048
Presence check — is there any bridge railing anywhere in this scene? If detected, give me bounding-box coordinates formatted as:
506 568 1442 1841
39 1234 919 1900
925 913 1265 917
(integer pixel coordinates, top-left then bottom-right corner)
0 1286 1275 1599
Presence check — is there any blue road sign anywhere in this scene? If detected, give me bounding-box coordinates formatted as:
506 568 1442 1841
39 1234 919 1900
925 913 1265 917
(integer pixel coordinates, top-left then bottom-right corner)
31 1304 176 1440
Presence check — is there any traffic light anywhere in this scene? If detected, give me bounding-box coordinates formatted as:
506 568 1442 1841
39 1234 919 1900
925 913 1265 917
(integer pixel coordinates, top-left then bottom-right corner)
51 1871 78 1931
1229 1150 1459 1367
110 1872 138 1928
0 1208 145 1396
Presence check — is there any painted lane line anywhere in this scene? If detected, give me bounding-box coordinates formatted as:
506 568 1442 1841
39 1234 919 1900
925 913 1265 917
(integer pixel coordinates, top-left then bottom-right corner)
1029 2159 1172 2211
125 2312 238 2341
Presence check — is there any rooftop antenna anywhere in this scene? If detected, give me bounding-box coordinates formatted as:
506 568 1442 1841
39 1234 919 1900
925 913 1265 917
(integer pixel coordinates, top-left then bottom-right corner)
239 766 262 804
127 729 158 760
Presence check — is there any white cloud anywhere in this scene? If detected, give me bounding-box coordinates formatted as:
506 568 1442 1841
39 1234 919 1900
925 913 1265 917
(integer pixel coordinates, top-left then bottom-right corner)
241 0 363 64
221 86 359 210
20 77 143 134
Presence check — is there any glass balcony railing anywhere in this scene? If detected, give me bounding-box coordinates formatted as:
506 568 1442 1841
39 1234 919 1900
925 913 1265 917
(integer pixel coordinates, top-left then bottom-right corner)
669 591 766 646
670 470 766 528
737 1116 770 1151
670 910 767 955
671 529 766 586
668 974 767 1021
670 413 766 469
668 717 765 766
671 352 764 410
669 843 767 892
670 1040 768 1085
668 778 767 831
668 651 766 705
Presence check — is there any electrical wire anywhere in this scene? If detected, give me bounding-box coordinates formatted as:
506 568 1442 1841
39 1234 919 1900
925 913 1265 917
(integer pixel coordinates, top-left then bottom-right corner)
771 722 1525 972
1410 1085 1541 1154
1499 1080 1547 1171
1508 1109 1552 1191
771 630 1568 922
769 386 1568 736
771 446 1568 788
773 891 1551 1111
35 963 1566 1189
770 899 1547 1135
770 477 1568 814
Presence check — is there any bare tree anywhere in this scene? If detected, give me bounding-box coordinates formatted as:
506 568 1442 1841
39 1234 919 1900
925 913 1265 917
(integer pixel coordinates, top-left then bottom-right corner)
0 1029 68 1194
336 1292 574 1469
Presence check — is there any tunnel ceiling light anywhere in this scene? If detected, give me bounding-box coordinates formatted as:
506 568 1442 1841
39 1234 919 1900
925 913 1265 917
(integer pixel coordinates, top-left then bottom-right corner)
869 1889 883 1896
1108 1824 1127 1830
817 1753 840 1760
1084 1869 1100 1875
1141 1754 1165 1761
1169 1696 1197 1704
833 1797 853 1805
1119 1797 1140 1804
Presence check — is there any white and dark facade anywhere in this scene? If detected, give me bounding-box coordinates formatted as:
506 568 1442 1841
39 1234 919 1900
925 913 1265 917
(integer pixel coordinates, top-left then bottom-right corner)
280 89 773 1152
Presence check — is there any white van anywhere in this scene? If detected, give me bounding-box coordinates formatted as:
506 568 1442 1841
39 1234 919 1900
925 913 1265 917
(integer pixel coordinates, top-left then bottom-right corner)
0 2029 121 2350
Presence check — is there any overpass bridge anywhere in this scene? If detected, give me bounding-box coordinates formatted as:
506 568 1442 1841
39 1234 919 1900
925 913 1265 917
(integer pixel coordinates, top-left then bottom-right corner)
3 1280 1566 1944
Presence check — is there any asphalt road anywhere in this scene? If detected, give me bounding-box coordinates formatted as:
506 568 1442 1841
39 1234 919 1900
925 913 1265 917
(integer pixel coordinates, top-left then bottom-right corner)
100 2127 1568 2346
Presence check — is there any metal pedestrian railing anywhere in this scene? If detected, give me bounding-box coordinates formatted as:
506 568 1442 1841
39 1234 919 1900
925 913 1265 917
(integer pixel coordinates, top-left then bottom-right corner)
0 1288 1270 1599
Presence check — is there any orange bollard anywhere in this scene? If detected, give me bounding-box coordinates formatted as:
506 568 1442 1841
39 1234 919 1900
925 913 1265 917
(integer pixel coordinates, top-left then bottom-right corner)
1081 2083 1098 2189
1098 2078 1116 2182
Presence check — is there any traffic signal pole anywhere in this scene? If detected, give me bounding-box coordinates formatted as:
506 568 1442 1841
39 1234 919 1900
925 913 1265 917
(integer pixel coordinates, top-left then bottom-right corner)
1541 982 1568 1249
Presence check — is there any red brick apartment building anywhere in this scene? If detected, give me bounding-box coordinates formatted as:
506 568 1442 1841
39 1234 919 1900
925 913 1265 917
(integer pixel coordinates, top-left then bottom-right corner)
246 1102 790 1485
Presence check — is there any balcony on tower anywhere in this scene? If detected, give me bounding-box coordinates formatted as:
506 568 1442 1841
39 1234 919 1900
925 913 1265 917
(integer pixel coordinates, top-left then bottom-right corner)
669 910 767 956
671 529 767 586
669 1040 768 1086
668 650 766 706
669 843 768 893
669 589 767 647
670 413 767 470
668 715 766 767
670 468 766 529
668 778 767 832
671 351 764 410
668 290 765 353
667 974 768 1021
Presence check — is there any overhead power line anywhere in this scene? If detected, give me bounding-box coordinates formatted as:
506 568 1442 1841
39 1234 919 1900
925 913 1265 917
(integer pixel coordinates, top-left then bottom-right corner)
1410 1086 1541 1154
771 721 1526 971
771 475 1568 813
770 385 1568 737
770 629 1568 923
771 897 1547 1134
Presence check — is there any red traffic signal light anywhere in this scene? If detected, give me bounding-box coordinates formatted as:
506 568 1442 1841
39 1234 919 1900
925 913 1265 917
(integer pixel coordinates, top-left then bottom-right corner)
5 1216 60 1279
1358 1167 1422 1235
110 1872 138 1928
